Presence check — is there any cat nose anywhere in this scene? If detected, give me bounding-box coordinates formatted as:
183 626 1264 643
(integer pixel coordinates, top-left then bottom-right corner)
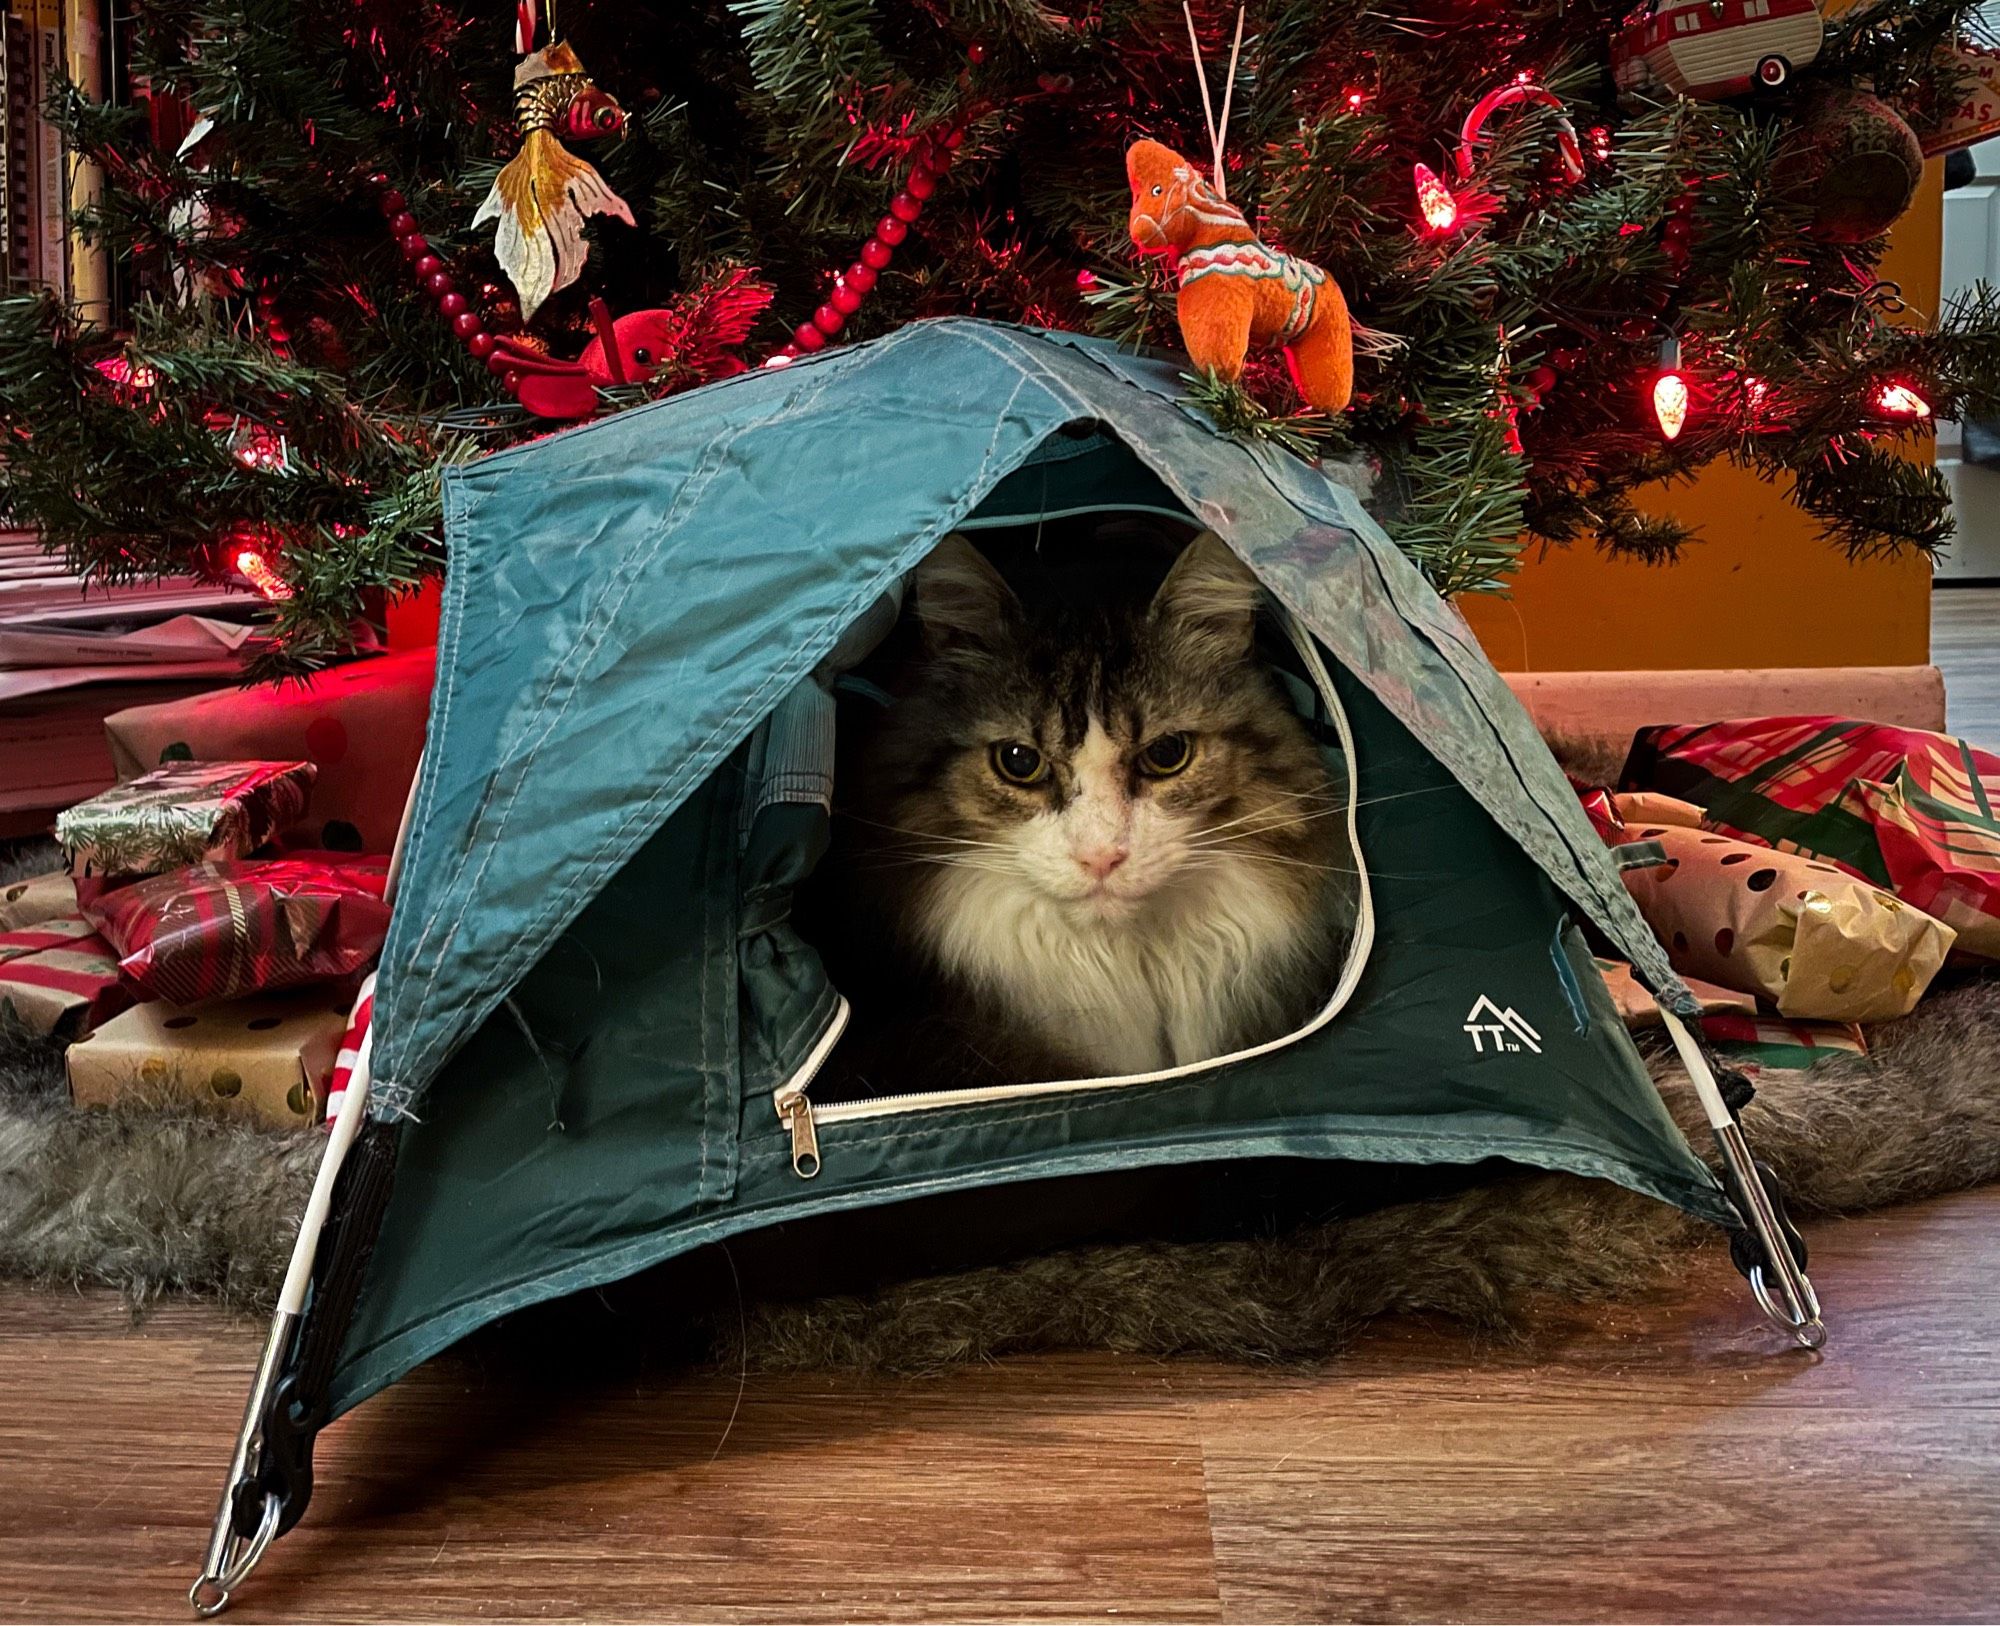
1075 845 1129 881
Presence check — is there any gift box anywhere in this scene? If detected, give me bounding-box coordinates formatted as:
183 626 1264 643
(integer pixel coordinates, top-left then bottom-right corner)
83 856 391 1007
0 916 132 1040
66 992 351 1127
1701 1012 1868 1071
57 759 315 881
1615 822 1954 1022
1594 958 1756 1030
1622 717 2000 961
0 870 77 931
105 647 432 854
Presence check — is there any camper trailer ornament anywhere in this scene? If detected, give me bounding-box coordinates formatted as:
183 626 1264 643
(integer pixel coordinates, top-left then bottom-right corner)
471 40 635 322
1124 139 1355 412
1612 0 1825 101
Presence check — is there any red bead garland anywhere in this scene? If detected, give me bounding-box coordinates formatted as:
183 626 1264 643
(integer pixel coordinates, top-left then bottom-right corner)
765 123 963 367
366 171 500 388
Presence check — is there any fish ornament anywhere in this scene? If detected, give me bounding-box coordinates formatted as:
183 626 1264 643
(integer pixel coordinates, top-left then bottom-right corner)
472 41 634 322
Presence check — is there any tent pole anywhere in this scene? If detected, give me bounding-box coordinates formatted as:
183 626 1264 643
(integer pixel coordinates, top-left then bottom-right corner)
189 755 423 1616
1659 1008 1826 1351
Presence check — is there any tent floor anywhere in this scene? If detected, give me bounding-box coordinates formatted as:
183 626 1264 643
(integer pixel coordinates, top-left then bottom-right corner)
4 1185 1994 1623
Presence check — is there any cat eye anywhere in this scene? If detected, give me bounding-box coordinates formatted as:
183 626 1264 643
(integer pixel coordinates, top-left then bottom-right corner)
1138 733 1194 777
991 741 1048 785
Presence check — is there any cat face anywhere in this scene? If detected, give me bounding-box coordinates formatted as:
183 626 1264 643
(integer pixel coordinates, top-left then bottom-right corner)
859 534 1341 927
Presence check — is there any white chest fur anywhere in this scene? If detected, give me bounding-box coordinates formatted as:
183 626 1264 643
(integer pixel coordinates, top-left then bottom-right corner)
916 859 1318 1077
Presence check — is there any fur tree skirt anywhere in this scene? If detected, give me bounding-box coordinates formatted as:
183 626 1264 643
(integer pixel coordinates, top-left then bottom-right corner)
3 975 1997 1373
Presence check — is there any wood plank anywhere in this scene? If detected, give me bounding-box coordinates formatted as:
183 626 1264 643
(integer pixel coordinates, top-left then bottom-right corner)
0 1296 1221 1623
2 1192 1998 1621
1194 1196 2000 1624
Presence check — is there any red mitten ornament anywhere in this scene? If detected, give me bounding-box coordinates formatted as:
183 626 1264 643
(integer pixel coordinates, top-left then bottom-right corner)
1125 139 1354 412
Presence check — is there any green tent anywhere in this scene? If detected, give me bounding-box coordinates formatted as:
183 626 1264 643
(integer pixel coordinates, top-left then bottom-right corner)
191 319 1819 1615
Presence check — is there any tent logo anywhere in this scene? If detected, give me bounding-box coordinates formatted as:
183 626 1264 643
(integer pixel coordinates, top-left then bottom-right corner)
1463 995 1542 1055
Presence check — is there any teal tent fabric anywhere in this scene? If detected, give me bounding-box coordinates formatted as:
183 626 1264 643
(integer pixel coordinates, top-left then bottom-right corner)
323 318 1729 1419
376 318 1687 1120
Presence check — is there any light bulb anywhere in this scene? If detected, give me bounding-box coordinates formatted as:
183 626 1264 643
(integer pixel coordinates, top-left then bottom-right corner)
1652 371 1690 440
1413 163 1459 232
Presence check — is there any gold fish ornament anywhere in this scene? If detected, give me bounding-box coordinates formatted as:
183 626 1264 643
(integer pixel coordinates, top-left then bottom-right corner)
472 41 634 322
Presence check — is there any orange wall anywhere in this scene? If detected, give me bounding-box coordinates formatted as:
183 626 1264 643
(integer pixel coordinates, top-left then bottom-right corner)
1461 161 1943 673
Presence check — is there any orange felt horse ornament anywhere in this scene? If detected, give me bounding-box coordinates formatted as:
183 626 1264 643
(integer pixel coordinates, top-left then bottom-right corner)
1126 139 1353 413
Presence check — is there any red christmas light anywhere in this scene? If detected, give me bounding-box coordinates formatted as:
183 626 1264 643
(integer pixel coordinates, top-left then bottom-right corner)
1875 382 1931 420
94 355 158 391
232 543 292 601
1652 371 1689 440
233 425 286 470
1651 334 1689 441
1413 162 1459 232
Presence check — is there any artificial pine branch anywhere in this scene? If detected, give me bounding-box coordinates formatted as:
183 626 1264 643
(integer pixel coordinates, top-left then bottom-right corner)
8 0 1999 667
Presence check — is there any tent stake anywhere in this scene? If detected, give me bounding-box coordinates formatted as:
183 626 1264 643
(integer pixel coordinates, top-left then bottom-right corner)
1660 1007 1825 1350
190 757 422 1616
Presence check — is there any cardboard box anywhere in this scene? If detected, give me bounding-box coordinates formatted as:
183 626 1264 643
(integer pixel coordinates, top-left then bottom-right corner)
105 647 432 854
66 992 349 1127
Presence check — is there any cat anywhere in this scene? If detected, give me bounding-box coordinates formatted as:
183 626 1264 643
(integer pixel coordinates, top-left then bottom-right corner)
802 529 1355 1098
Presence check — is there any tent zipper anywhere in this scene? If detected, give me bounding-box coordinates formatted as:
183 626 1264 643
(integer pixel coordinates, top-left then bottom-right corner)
771 610 1375 1181
773 996 850 1177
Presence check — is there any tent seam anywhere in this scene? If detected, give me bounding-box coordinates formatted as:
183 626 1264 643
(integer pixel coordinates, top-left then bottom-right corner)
397 352 1061 1090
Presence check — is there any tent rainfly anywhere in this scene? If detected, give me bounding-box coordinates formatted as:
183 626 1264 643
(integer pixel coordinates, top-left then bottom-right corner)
190 319 1821 1615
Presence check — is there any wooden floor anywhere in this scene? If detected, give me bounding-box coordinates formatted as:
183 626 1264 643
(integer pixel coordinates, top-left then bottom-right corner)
2 1193 1997 1623
1 588 1996 1624
1935 586 2000 746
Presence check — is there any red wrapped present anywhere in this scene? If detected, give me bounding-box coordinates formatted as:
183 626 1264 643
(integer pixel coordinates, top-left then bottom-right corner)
1622 717 2000 961
0 915 133 1039
1701 1012 1868 1071
57 759 316 881
83 857 391 1007
105 647 432 855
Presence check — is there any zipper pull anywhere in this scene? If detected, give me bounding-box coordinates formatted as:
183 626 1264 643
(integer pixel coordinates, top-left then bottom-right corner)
779 1091 821 1179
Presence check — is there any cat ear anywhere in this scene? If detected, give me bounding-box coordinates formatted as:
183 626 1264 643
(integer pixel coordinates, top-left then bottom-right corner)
912 534 1018 655
1150 532 1261 664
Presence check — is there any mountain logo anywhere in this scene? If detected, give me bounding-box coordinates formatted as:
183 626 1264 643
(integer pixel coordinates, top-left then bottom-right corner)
1463 995 1543 1055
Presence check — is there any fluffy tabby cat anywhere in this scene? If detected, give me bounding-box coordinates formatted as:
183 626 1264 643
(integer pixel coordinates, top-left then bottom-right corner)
806 531 1354 1097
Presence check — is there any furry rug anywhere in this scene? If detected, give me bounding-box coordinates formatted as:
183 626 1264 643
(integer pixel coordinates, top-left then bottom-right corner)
4 966 1997 1371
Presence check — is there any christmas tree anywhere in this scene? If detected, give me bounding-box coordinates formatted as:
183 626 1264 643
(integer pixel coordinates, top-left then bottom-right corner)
4 0 1999 675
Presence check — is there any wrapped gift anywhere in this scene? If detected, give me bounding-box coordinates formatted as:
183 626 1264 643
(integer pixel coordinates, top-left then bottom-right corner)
1616 823 1954 1021
0 870 78 931
1622 717 2000 961
1701 1012 1868 1071
1613 791 1706 832
105 647 432 854
1574 788 1709 846
56 759 315 881
83 857 390 1007
67 991 350 1127
0 912 100 964
0 916 132 1040
1594 958 1756 1030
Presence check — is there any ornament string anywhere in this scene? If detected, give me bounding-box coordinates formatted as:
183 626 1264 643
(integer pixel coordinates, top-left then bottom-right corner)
1182 2 1247 199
